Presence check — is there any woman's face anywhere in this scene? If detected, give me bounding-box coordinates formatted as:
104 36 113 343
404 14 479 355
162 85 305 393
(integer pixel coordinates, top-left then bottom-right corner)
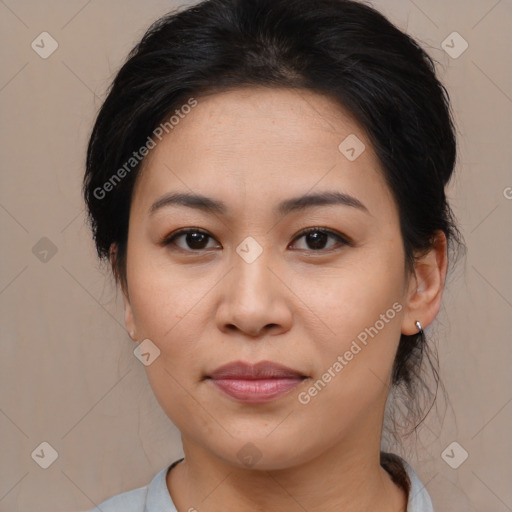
122 87 424 469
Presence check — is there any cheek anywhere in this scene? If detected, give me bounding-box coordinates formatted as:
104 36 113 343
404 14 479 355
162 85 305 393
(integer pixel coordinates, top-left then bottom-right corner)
126 242 207 339
305 240 405 338
126 263 213 432
301 245 406 395
295 294 403 439
125 261 204 413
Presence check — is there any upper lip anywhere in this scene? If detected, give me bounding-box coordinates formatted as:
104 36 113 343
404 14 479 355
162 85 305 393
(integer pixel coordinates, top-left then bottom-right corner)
208 360 306 380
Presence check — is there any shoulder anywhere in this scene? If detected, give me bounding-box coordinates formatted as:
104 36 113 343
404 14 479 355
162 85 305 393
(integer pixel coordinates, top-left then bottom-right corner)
84 484 148 512
402 458 435 512
82 458 184 512
381 452 435 512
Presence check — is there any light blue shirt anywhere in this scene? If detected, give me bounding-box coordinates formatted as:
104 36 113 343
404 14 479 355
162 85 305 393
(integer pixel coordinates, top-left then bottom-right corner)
85 456 434 511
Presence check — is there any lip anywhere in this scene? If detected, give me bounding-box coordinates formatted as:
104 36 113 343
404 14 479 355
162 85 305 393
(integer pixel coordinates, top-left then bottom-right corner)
208 360 305 380
206 360 307 404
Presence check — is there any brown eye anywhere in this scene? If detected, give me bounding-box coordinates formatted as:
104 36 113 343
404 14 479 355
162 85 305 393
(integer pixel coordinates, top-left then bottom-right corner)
161 227 351 253
290 228 351 251
163 229 220 251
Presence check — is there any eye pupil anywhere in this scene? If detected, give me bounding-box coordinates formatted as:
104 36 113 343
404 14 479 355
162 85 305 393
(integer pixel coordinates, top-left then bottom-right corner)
306 231 328 250
187 232 208 249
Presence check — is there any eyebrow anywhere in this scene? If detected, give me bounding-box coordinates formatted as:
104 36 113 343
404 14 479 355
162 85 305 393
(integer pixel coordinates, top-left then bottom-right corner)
149 190 369 216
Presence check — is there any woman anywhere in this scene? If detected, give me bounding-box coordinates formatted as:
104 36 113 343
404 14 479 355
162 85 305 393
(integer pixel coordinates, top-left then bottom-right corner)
83 0 464 510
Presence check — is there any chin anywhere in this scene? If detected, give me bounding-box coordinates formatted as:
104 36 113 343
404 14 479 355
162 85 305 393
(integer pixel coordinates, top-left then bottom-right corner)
211 436 314 472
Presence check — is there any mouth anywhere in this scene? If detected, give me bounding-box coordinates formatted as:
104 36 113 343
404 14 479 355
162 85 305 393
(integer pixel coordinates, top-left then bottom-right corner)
205 360 308 404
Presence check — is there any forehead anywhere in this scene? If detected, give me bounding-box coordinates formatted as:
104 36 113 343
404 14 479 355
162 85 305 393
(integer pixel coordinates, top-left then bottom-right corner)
131 86 393 217
158 86 367 160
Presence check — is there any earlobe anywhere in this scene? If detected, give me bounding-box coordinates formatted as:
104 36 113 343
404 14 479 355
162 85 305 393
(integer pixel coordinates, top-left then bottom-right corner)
123 290 137 342
401 231 448 335
111 242 137 342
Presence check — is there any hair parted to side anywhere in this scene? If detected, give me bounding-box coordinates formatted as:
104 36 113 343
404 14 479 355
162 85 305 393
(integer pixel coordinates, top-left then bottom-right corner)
83 0 465 471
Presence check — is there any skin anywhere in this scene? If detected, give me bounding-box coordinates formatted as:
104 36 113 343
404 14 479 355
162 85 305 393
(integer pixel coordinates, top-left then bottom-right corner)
116 86 447 512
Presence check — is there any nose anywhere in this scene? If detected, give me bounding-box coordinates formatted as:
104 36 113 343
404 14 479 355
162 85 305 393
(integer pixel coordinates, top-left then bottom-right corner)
215 249 293 338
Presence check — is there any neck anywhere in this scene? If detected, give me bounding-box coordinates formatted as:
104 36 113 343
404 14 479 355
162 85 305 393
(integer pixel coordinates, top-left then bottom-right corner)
167 383 407 512
167 435 407 512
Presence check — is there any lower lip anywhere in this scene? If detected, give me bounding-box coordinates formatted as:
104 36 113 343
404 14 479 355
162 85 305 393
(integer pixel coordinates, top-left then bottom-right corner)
209 377 305 403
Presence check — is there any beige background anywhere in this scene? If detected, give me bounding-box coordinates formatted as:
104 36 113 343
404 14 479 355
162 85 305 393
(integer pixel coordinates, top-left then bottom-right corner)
1 1 511 511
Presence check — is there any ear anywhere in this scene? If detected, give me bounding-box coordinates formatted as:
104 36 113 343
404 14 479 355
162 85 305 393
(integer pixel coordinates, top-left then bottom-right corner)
122 292 137 342
401 231 448 335
110 243 137 341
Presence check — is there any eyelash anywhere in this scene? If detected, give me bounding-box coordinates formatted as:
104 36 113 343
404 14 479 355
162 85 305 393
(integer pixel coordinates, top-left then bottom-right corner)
160 227 353 253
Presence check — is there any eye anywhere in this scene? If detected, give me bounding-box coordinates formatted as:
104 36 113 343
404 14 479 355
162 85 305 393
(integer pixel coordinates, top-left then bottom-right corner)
161 227 352 253
161 228 220 251
289 227 351 251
